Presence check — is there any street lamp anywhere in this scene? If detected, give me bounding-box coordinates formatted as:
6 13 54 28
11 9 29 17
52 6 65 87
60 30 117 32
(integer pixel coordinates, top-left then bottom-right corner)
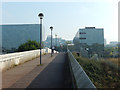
38 13 44 64
86 48 89 58
55 34 57 50
50 26 53 57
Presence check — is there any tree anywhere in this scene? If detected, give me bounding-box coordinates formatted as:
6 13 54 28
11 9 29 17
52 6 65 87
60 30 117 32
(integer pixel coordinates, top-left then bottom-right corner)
66 41 72 44
104 46 118 58
17 40 44 52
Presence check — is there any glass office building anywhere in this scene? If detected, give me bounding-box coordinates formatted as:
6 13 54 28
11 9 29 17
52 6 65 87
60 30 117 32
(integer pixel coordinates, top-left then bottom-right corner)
73 27 104 45
1 24 45 50
73 27 104 58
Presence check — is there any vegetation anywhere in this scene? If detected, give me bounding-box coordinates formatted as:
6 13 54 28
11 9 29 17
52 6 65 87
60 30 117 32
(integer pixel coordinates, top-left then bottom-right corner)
73 43 119 58
66 41 72 44
17 40 44 52
104 46 118 58
72 52 120 88
71 43 104 58
55 40 72 52
55 45 67 52
55 41 72 52
107 58 120 67
37 64 44 66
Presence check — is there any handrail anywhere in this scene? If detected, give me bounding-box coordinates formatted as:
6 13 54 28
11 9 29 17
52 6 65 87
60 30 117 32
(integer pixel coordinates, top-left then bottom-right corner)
67 49 96 89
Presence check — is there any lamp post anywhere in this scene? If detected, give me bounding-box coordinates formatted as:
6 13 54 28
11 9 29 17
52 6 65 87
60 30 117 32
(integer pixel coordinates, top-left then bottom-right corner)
50 26 53 57
55 34 57 50
86 48 89 58
38 13 44 64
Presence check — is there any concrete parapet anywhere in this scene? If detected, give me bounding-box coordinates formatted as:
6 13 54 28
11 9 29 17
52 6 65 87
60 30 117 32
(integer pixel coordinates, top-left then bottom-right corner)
67 49 96 89
0 48 54 71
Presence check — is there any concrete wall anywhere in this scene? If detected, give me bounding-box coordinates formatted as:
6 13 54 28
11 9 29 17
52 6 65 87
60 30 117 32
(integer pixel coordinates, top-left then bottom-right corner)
0 48 54 71
67 49 96 88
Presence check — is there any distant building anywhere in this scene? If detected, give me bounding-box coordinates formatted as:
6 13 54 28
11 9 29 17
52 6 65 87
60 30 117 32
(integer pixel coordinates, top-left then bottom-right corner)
109 41 118 46
104 39 107 46
44 35 66 48
73 27 104 58
73 27 104 45
105 41 118 47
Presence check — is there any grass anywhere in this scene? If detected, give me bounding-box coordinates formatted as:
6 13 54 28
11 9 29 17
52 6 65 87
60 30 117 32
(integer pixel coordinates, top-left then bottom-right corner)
10 64 18 68
72 52 120 88
43 53 46 55
6 64 19 71
107 58 120 67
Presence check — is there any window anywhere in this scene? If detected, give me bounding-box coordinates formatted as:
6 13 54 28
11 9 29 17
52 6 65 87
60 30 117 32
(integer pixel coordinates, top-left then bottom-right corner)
80 38 86 39
80 32 86 34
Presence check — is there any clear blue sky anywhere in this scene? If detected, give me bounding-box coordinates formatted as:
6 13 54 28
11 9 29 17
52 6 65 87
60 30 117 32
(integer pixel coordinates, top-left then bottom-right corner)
2 1 118 43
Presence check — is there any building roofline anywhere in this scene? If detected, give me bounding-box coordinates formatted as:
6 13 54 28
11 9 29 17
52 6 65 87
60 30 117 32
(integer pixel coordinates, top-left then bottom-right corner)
79 27 104 30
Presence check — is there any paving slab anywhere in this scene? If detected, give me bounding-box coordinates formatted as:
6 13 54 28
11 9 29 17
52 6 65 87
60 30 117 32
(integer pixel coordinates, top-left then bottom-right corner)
2 53 58 88
27 53 66 88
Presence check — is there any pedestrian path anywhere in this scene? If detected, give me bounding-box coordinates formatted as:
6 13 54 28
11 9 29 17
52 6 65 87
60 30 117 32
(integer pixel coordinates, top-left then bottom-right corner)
2 53 58 88
27 53 66 88
2 53 67 89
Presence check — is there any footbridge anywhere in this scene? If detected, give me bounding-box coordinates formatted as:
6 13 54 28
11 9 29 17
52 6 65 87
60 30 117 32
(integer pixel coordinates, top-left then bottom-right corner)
0 49 96 89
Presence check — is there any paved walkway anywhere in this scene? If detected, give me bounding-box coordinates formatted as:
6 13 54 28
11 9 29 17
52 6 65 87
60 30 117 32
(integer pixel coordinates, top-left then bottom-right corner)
27 53 66 88
2 53 67 89
2 53 58 88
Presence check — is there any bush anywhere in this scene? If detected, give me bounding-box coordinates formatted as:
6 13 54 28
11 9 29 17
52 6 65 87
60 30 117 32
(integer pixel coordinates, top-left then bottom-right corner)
17 40 43 52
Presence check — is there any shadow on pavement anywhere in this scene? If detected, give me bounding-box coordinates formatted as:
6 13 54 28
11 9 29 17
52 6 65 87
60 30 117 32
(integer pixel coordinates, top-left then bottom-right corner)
26 53 70 88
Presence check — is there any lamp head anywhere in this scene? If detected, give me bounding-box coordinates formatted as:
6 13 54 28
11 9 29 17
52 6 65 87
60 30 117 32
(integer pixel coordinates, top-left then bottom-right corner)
38 13 44 19
50 26 53 31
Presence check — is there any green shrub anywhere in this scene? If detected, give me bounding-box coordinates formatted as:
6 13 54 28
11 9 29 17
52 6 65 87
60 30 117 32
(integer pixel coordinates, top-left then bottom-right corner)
17 40 44 52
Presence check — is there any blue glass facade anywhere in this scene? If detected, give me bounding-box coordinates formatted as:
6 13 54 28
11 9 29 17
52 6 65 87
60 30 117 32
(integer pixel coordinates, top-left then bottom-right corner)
1 24 44 49
73 27 104 58
73 27 104 45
